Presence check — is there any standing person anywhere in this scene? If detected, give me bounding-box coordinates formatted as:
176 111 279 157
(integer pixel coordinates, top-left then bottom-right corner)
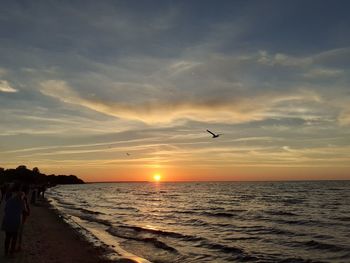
30 186 37 205
41 184 47 198
1 184 27 257
37 186 42 199
17 185 30 251
4 183 13 201
0 184 7 204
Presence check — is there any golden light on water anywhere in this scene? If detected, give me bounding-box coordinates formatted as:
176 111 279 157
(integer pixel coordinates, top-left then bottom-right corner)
153 174 161 182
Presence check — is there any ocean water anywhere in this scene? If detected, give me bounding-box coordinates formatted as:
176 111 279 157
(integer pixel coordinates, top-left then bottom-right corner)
47 181 350 263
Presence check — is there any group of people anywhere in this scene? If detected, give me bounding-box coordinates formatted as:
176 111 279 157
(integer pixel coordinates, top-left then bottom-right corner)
0 182 47 257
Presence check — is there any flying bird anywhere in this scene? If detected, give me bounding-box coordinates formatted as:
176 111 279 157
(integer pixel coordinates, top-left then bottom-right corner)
206 129 222 138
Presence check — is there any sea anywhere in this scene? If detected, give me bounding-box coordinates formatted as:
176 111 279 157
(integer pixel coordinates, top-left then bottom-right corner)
46 181 350 263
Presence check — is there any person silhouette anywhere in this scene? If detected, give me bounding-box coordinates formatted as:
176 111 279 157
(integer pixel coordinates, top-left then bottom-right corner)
0 184 7 204
17 185 30 251
1 183 27 256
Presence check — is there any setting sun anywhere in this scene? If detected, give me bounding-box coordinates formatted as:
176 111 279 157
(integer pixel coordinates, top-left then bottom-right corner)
153 174 161 182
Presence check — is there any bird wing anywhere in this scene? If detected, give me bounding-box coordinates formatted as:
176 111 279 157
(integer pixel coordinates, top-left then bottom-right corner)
206 129 215 136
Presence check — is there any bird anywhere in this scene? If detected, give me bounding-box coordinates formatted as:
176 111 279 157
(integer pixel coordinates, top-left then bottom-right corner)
206 129 222 138
126 153 130 156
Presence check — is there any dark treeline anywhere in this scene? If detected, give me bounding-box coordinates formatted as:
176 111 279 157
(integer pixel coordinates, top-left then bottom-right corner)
0 165 84 185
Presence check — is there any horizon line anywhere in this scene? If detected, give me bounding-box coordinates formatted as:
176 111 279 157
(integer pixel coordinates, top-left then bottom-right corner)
86 179 350 183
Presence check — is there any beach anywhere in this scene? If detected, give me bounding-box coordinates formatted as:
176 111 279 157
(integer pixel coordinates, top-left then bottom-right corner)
0 198 115 263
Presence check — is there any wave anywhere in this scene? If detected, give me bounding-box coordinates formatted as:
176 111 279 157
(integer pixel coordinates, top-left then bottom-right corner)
72 212 208 243
77 214 113 227
195 240 246 257
333 216 350 222
182 218 209 226
281 198 305 205
77 207 105 215
303 240 346 252
177 210 238 218
116 225 204 242
285 239 348 253
55 200 77 207
223 236 259 241
227 208 246 213
278 257 326 263
265 210 298 216
96 203 140 212
207 243 243 254
163 194 180 198
271 218 322 226
107 227 178 252
201 211 237 218
243 226 305 237
134 192 155 196
115 206 140 211
140 237 177 252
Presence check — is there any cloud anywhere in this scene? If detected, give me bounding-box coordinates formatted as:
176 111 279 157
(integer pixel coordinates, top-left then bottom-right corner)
303 68 343 78
313 47 350 69
0 80 17 93
40 77 324 125
3 43 345 131
38 47 340 126
257 51 312 67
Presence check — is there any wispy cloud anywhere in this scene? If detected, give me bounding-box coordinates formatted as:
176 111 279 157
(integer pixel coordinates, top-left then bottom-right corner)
38 49 336 125
0 80 17 93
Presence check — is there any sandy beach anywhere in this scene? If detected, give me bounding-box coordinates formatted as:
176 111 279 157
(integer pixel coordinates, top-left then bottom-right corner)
0 198 115 263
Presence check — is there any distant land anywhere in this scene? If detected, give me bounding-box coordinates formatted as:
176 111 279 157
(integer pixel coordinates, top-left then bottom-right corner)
0 165 84 185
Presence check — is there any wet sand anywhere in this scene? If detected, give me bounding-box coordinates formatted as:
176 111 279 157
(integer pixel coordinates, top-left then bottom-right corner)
0 199 115 263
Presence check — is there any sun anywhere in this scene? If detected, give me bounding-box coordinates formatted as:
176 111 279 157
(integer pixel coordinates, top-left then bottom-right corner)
153 174 161 182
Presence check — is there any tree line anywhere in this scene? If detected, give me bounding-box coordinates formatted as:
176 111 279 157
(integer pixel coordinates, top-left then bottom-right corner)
0 165 84 185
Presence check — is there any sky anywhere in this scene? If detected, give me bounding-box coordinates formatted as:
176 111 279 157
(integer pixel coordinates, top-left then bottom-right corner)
1 0 350 182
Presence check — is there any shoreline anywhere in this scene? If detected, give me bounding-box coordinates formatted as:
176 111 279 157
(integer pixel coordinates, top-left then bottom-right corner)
0 198 138 263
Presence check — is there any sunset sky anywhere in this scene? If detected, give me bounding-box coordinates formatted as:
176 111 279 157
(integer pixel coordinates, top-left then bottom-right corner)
1 1 350 182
